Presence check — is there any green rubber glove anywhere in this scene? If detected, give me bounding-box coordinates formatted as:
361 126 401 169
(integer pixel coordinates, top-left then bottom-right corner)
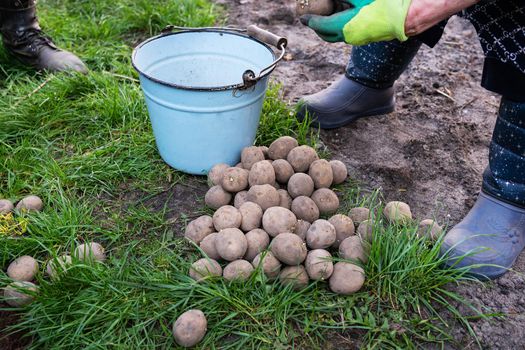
301 0 412 46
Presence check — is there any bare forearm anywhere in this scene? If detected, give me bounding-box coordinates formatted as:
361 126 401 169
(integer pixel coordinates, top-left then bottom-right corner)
405 0 480 36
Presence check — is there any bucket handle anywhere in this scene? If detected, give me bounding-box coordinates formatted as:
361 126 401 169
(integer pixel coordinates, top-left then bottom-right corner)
161 25 287 90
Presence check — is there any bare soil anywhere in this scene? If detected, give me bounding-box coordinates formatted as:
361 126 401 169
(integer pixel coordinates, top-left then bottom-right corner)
217 0 525 348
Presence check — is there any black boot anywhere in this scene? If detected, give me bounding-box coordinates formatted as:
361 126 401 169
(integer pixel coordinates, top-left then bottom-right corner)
0 0 87 72
297 38 422 129
441 98 525 279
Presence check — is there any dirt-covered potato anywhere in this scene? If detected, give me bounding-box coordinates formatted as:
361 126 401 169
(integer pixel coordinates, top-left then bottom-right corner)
7 256 39 282
311 188 339 215
294 220 310 241
244 229 270 261
0 199 14 214
276 189 292 210
205 185 232 209
75 242 106 262
235 162 244 168
241 146 265 170
207 163 229 187
246 184 280 211
46 255 73 279
349 207 370 225
15 195 43 212
291 196 320 222
252 251 281 279
308 159 333 189
287 145 319 172
329 262 365 295
329 214 355 248
417 219 443 241
199 232 220 260
330 160 348 185
172 309 207 348
271 233 307 265
248 160 275 186
223 259 254 281
384 201 412 224
339 236 369 263
357 220 374 242
279 265 309 290
215 228 248 261
213 205 242 231
221 167 249 192
3 281 38 307
268 136 298 160
262 207 297 237
287 173 314 198
272 159 294 184
189 258 222 281
259 146 269 159
305 249 333 280
233 191 249 209
306 219 336 249
185 215 214 245
296 0 334 16
239 202 263 232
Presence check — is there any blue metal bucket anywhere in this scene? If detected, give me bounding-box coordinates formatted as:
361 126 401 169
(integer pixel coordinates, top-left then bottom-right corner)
132 27 286 175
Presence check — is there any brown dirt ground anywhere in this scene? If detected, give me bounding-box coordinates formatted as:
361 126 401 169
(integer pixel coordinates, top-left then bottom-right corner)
217 0 525 348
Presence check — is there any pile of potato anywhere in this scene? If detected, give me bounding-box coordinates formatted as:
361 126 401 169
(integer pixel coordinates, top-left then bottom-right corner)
2 242 107 307
185 136 369 295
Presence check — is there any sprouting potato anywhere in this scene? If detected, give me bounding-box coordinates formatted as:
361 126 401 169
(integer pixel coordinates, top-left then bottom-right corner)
221 167 249 192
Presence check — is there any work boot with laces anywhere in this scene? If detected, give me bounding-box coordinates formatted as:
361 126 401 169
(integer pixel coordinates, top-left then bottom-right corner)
0 0 87 72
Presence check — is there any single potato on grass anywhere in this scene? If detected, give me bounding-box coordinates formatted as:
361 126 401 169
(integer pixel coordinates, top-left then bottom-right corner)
329 262 365 295
172 309 207 348
75 242 106 262
7 256 39 282
3 281 38 307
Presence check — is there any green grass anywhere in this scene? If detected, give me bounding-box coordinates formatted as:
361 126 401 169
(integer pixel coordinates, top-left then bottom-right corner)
0 0 491 348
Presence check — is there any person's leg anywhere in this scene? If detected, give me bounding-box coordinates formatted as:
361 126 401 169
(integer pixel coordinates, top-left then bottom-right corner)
440 0 525 279
441 98 525 279
296 16 449 130
0 0 87 72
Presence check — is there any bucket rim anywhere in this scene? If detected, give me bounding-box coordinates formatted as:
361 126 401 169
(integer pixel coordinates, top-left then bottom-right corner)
131 29 277 92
